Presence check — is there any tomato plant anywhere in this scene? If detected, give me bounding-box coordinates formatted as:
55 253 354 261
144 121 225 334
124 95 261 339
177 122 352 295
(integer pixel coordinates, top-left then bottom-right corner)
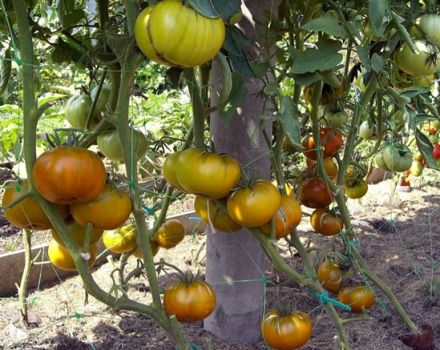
261 310 312 350
300 178 332 208
134 0 225 67
32 147 106 204
227 180 281 227
317 261 342 294
310 208 343 236
163 279 216 322
153 219 185 249
194 196 242 233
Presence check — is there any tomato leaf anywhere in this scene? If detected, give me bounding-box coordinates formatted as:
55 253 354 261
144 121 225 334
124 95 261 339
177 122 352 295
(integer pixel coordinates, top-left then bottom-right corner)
368 0 388 36
302 14 348 39
187 0 219 19
57 0 85 29
277 96 302 150
211 0 241 21
290 72 322 86
371 53 384 73
415 129 438 169
291 39 343 74
216 53 233 106
217 73 246 125
223 27 255 77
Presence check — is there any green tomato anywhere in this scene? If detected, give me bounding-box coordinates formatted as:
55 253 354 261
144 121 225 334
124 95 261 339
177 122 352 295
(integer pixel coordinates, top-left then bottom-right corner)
417 14 440 48
326 110 349 128
359 120 375 140
382 144 413 172
97 128 149 162
375 149 392 171
65 94 98 129
90 84 111 115
395 41 438 76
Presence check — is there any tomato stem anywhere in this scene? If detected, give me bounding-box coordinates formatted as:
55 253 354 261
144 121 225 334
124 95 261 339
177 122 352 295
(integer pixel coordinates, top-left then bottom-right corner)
184 68 205 149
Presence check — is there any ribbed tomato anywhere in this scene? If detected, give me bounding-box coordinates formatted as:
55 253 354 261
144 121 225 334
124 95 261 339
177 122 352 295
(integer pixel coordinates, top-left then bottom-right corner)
102 224 137 254
338 286 375 313
32 147 106 204
344 179 368 199
48 239 97 271
227 180 281 227
153 219 185 249
303 128 343 160
163 280 216 322
194 196 241 233
317 261 342 294
70 184 132 230
261 310 312 350
2 180 68 230
300 178 332 208
51 221 103 247
259 196 302 239
306 157 338 178
310 208 343 236
134 0 225 67
97 128 149 162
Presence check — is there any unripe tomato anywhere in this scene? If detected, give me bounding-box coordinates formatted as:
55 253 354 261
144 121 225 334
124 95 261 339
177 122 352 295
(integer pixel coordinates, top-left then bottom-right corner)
259 196 302 240
325 110 349 128
227 180 281 227
382 144 413 172
396 41 438 76
48 239 97 271
2 180 68 230
64 95 96 129
300 178 332 208
162 152 184 191
344 179 368 199
310 208 343 236
375 149 392 171
70 184 132 230
33 147 106 205
90 84 111 115
417 14 440 48
410 160 424 177
303 128 343 160
51 221 103 247
134 0 225 67
133 239 159 259
359 120 375 140
261 310 312 350
163 280 216 322
164 149 241 199
103 224 137 254
153 219 185 249
97 128 149 162
194 196 241 233
306 157 338 178
317 261 342 294
432 143 440 160
338 286 375 313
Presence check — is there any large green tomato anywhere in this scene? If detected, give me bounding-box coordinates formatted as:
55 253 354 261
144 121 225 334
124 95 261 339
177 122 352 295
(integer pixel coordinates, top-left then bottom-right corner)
382 144 413 172
326 110 349 128
375 149 391 171
395 41 438 76
90 84 111 115
65 95 96 129
97 128 149 162
417 14 440 48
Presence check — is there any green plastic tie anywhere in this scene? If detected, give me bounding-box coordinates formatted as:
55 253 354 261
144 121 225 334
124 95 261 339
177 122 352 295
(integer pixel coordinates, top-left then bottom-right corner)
0 0 21 65
176 343 201 350
260 276 268 285
306 290 352 311
29 296 37 305
73 312 81 319
142 203 154 215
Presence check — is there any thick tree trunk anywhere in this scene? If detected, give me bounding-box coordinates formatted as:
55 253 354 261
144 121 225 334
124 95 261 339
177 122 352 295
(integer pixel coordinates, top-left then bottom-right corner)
205 0 277 343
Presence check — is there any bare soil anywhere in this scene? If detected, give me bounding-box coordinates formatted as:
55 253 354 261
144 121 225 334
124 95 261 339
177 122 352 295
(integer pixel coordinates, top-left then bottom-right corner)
0 179 439 350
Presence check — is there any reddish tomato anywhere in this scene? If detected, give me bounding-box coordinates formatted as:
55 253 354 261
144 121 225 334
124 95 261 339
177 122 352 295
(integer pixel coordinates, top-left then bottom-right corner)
163 280 216 322
48 239 97 271
433 143 440 160
153 219 185 249
51 221 103 247
259 196 302 239
317 261 342 294
2 180 68 230
300 178 332 208
227 180 281 227
310 208 343 236
303 128 343 160
194 196 241 233
70 184 132 230
338 286 375 313
415 152 426 167
261 310 313 350
32 147 106 204
429 127 437 135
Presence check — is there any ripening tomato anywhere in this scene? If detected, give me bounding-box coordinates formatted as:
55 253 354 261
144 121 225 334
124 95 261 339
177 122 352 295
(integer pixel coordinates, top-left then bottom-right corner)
344 179 368 199
300 178 332 208
259 196 302 239
310 208 343 236
432 143 440 160
338 286 375 313
2 180 68 230
194 196 241 233
227 180 281 227
410 160 424 177
33 147 106 204
306 157 338 178
153 219 185 249
303 128 343 160
164 149 241 199
70 184 132 230
163 280 216 322
103 224 137 254
134 0 225 67
162 151 184 191
133 240 159 259
317 261 342 294
97 128 149 162
304 81 344 105
261 310 313 350
51 221 103 247
48 239 97 271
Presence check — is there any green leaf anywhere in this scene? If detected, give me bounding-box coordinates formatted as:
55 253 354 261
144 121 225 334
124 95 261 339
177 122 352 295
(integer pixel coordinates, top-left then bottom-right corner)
290 72 322 86
211 0 241 21
357 46 371 72
291 39 343 74
223 27 255 77
302 14 348 39
368 0 388 36
371 53 384 73
0 48 11 96
277 96 302 149
37 94 67 107
415 128 438 169
216 53 233 106
187 0 219 18
252 62 271 78
57 0 85 29
217 73 246 125
0 104 22 114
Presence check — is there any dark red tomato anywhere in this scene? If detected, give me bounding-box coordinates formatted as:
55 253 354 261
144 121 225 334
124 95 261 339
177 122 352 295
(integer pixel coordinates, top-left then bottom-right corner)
433 143 440 160
303 128 343 160
300 178 332 208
